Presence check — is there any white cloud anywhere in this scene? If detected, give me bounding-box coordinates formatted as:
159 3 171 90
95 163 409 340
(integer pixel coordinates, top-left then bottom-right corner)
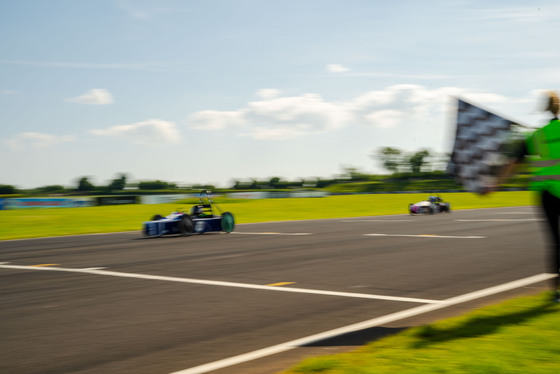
89 119 181 145
185 85 521 141
5 132 75 151
188 92 352 139
187 85 498 139
326 64 350 73
67 89 114 105
364 110 404 129
189 110 245 130
256 89 281 100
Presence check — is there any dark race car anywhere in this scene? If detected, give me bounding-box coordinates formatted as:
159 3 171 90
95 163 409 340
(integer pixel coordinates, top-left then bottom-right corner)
409 195 451 215
143 190 235 237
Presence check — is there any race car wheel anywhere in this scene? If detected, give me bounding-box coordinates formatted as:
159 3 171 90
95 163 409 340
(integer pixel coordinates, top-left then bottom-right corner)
151 214 163 221
221 212 235 233
178 214 194 236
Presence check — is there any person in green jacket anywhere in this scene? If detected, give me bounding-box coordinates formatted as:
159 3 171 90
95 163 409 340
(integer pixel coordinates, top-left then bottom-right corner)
487 91 560 303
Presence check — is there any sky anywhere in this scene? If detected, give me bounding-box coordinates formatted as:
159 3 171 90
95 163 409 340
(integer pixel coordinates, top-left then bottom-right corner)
1 0 560 189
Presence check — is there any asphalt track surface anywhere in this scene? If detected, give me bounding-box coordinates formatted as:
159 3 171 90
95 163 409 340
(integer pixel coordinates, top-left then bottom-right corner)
0 206 556 374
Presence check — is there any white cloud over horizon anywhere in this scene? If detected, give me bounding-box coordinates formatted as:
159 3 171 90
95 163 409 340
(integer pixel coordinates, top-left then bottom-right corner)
89 119 181 145
186 85 510 140
66 89 114 105
5 132 76 151
3 85 519 155
326 64 350 73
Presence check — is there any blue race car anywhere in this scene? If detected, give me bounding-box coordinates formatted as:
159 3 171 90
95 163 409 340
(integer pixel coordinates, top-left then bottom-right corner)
142 190 235 237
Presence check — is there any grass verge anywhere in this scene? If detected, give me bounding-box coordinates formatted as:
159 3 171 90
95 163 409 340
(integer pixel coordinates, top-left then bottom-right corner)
281 291 560 374
0 191 537 240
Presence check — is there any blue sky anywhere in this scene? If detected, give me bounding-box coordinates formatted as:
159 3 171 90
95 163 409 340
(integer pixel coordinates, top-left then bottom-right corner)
1 0 559 189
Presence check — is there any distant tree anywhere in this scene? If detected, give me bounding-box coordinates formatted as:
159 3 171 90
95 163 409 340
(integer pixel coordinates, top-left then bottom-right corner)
37 185 66 194
340 166 370 181
248 179 259 189
76 177 95 192
0 184 17 194
375 147 402 173
408 149 431 173
191 184 216 191
106 173 127 192
315 179 337 188
138 180 177 190
231 180 253 190
269 177 281 188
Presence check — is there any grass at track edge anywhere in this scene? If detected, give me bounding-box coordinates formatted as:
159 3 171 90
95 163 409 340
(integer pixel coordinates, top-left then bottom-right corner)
281 291 560 374
0 191 537 241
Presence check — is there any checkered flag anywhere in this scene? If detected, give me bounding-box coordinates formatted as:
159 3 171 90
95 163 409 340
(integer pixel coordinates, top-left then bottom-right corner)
447 98 515 194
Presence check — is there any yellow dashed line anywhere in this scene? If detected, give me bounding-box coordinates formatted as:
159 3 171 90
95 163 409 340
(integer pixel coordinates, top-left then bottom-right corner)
29 264 59 267
267 282 295 287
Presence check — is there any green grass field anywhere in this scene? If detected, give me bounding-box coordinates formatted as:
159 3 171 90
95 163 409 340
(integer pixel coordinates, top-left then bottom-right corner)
281 292 560 374
0 191 537 240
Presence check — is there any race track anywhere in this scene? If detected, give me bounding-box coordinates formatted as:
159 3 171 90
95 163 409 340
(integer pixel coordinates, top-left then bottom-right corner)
0 206 555 374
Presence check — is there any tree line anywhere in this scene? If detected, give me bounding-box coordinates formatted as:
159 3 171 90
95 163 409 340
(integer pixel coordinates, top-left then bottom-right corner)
2 147 527 196
0 148 449 195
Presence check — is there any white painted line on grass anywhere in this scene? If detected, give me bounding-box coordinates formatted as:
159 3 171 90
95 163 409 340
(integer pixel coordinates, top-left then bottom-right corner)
169 273 557 374
0 264 438 304
232 232 313 236
365 234 486 239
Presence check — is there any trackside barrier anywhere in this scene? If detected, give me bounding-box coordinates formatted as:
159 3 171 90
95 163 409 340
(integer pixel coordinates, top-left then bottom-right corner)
96 196 138 206
140 194 195 204
1 198 95 210
227 191 328 199
0 191 329 210
227 192 270 199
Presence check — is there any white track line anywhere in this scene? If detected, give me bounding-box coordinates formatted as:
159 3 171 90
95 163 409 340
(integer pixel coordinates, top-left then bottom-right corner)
455 219 542 222
232 232 313 236
169 273 556 374
365 234 485 239
0 264 438 304
341 219 414 222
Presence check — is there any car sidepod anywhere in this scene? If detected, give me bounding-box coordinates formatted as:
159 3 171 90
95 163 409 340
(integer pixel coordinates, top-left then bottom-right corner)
191 212 235 234
143 218 180 237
